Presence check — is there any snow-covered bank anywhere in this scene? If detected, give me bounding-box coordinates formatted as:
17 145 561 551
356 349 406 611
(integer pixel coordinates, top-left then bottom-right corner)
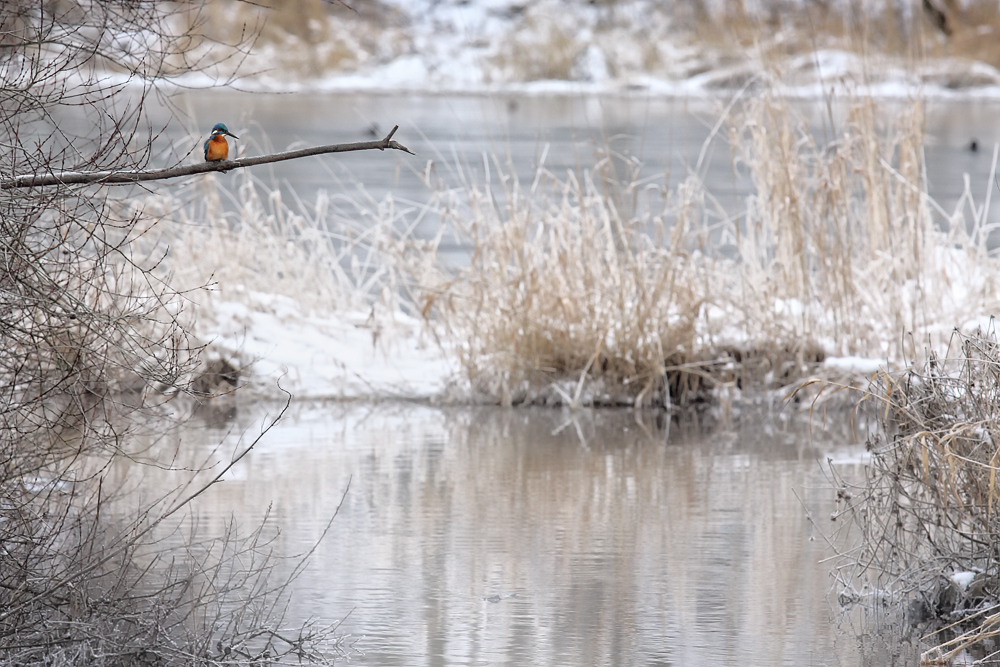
238 48 1000 101
188 0 1000 100
198 290 461 401
195 290 894 406
138 172 467 403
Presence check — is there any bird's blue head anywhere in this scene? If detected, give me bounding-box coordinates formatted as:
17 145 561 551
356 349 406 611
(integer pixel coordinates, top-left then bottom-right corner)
210 123 237 138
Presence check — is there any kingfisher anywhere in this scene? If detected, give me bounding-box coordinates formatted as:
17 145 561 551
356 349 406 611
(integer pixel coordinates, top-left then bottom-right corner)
203 123 238 162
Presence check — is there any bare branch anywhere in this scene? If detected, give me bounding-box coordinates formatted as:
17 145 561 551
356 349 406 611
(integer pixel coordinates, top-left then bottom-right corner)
1 125 415 190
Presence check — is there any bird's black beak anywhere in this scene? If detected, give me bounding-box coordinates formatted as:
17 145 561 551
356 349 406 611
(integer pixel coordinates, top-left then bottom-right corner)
224 130 239 139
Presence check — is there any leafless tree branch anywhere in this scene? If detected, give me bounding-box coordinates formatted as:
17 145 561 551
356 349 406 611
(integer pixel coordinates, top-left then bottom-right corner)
2 126 415 190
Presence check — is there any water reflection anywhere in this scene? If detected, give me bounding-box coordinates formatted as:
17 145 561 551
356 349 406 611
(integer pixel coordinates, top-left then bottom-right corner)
128 402 873 666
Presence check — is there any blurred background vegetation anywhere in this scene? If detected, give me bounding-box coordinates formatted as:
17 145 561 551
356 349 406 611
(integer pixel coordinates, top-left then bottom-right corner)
192 0 1000 85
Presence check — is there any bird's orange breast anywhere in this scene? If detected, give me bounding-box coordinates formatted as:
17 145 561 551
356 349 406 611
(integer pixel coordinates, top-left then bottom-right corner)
206 135 229 161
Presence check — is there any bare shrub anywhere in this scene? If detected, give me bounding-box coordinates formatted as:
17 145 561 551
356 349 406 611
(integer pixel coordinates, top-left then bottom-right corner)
1 401 350 666
829 327 1000 663
0 2 346 664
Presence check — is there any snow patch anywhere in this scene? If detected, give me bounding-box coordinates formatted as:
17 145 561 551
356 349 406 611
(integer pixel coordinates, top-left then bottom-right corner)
198 292 462 401
823 357 884 375
951 571 977 591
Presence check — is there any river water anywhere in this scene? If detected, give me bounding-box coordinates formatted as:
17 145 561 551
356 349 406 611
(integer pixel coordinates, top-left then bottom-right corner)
123 401 880 666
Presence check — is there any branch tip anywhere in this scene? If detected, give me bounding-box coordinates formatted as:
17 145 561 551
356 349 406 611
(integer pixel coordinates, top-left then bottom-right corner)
390 141 416 156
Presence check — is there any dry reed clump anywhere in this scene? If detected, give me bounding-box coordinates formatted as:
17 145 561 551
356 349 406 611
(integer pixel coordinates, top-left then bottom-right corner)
828 327 1000 664
730 96 930 361
709 91 1000 395
420 152 703 407
401 91 1000 407
732 93 1000 368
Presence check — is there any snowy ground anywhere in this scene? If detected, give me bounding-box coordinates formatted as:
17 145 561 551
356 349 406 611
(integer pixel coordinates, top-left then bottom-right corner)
195 291 464 402
209 0 1000 100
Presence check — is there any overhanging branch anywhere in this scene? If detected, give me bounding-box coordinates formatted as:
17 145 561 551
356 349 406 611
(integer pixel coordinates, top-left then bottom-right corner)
1 125 415 190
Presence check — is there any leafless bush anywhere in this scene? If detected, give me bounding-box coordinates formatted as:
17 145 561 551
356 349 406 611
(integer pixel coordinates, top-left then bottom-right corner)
829 327 1000 663
1 401 351 666
0 1 242 436
0 2 346 664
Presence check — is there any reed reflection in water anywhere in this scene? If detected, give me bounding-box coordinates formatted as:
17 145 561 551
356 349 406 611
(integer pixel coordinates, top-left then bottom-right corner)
132 403 867 666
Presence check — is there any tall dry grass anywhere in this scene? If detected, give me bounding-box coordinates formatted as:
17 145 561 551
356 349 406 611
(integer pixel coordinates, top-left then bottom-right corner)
139 169 422 317
733 97 930 360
